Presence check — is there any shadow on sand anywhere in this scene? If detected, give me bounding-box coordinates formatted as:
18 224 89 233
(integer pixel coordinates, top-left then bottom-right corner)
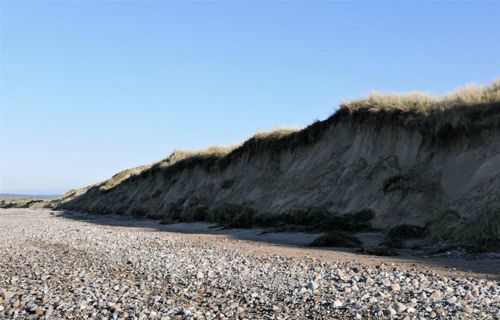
57 210 500 280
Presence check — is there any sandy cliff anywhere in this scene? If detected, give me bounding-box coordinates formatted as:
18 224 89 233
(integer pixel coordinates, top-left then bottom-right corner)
2 81 499 249
56 109 500 228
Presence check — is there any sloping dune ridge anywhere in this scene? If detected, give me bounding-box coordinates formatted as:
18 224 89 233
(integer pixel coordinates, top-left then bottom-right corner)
2 80 500 249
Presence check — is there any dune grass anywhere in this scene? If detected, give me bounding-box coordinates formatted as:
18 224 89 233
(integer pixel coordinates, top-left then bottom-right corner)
66 79 500 200
253 127 301 140
158 146 237 167
309 232 362 248
58 80 500 222
100 164 152 192
340 79 500 114
157 127 300 168
429 207 500 252
136 128 301 176
167 80 500 175
125 80 500 185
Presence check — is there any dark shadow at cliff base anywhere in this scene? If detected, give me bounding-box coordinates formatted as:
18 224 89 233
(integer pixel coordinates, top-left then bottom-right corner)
57 210 500 281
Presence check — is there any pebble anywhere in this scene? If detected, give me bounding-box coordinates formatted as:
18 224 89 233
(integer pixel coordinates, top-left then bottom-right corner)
389 283 400 292
2 292 13 300
430 290 442 300
0 208 498 319
384 307 397 316
394 302 407 313
308 281 319 291
447 296 457 304
35 307 44 316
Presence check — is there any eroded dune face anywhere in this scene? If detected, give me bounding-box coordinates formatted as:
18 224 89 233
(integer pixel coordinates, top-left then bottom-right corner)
3 81 499 248
53 112 499 227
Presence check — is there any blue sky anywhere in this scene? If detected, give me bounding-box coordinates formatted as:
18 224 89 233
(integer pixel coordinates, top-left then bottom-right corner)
1 1 499 194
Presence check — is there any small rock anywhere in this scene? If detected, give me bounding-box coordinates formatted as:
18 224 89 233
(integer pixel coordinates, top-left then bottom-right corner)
464 292 474 300
394 302 407 313
389 283 400 292
2 292 13 300
430 290 442 300
471 287 480 296
447 296 457 304
236 307 245 314
308 281 319 291
383 307 397 316
463 306 473 314
333 300 342 308
12 300 20 308
35 307 44 316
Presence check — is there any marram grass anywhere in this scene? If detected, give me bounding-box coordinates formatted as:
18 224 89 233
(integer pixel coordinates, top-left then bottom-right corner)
341 79 500 114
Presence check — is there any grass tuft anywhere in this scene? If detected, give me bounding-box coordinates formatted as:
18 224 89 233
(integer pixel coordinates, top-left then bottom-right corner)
429 207 500 252
384 224 427 248
341 80 500 115
309 232 362 248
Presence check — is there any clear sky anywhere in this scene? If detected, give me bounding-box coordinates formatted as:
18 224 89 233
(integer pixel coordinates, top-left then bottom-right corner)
1 1 499 195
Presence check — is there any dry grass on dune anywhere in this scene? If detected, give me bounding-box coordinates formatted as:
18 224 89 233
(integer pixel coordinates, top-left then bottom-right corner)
156 127 301 168
253 127 301 140
99 80 500 190
55 80 500 201
341 79 500 114
429 206 500 252
164 146 237 164
123 128 303 184
100 165 152 191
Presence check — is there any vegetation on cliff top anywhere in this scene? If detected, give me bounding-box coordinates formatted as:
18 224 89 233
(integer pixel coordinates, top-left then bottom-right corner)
136 79 500 180
341 79 500 114
29 79 499 201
